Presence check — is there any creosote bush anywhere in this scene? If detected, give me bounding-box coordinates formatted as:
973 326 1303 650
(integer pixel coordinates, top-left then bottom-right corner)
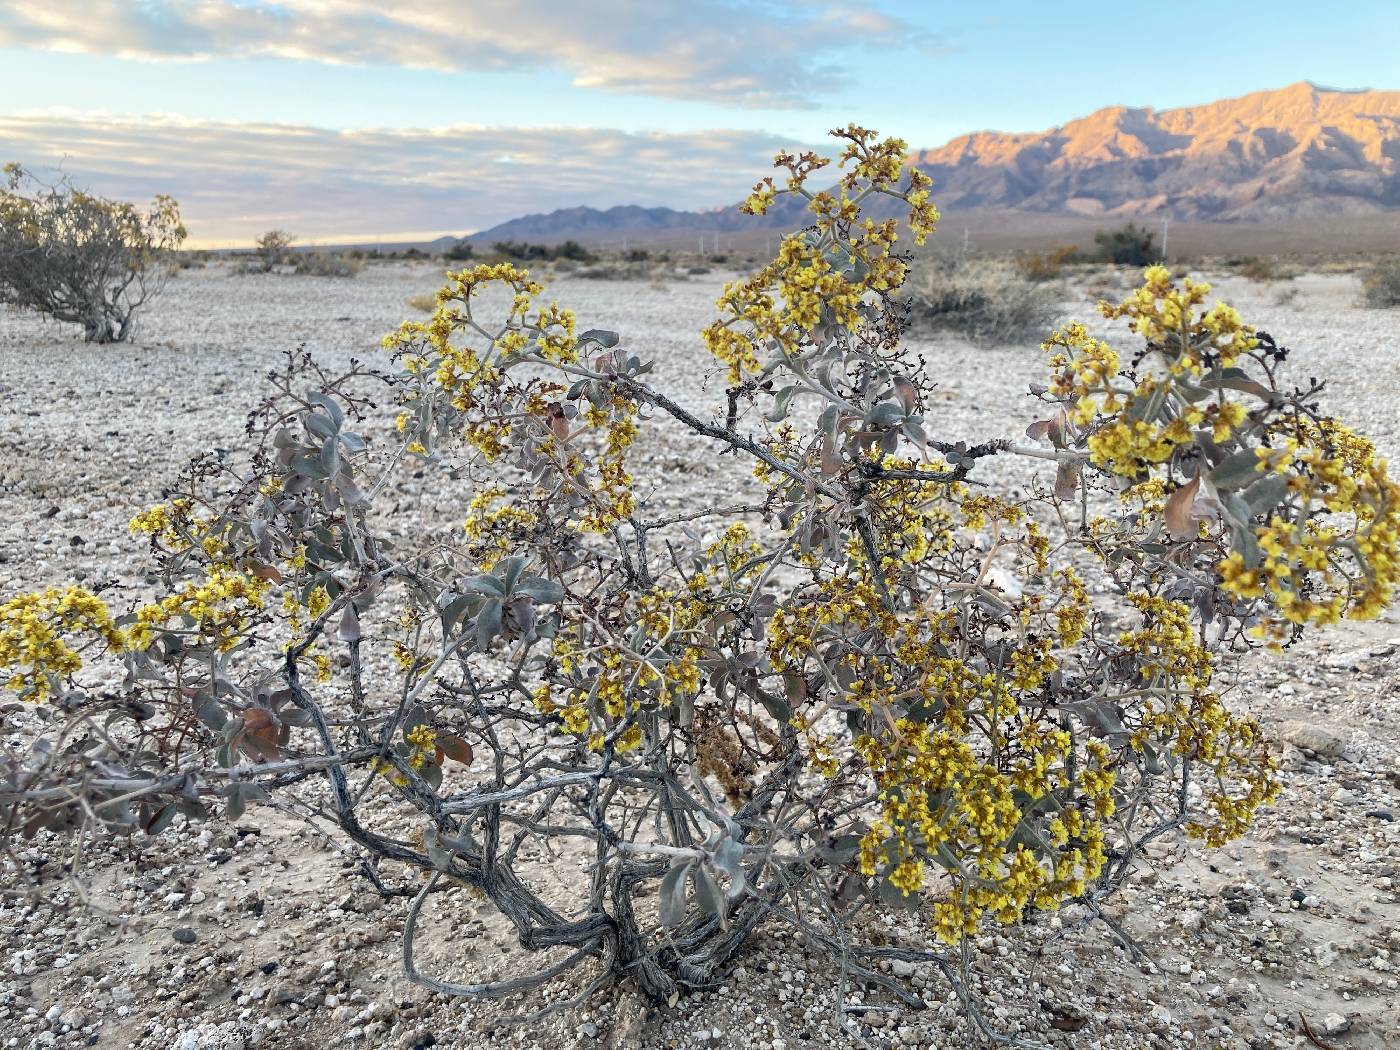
1094 223 1158 267
0 164 185 342
3 127 1399 1038
444 238 476 262
492 238 594 263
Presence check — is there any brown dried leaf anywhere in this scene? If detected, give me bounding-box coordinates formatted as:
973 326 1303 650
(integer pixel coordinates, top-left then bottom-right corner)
438 733 474 766
239 707 282 761
247 560 283 584
891 375 917 412
1165 472 1203 541
1054 461 1080 501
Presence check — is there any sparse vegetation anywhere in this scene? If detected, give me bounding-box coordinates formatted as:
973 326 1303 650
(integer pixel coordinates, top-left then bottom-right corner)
907 255 1058 345
254 229 295 272
1094 222 1158 266
0 164 185 342
491 238 594 262
1237 256 1279 282
292 252 363 278
1359 257 1400 307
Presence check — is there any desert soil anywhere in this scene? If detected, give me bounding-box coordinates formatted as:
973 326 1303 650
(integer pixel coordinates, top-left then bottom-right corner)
1 262 1398 1050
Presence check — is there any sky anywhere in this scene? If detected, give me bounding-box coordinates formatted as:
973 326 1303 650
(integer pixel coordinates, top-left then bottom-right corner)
1 1 1397 246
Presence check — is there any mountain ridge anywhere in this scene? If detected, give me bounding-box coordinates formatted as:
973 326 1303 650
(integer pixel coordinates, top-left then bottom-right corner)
466 83 1400 245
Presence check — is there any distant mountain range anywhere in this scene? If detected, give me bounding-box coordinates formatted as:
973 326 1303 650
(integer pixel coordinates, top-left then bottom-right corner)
464 83 1400 246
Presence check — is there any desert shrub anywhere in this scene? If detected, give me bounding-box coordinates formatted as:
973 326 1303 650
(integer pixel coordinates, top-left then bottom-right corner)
575 262 629 280
1015 244 1078 281
906 255 1057 345
4 127 1399 1037
1236 256 1277 282
491 239 595 263
490 238 539 259
1359 258 1400 307
1094 222 1158 266
293 252 363 278
555 239 593 262
0 164 185 342
254 229 294 272
404 292 436 313
624 247 651 262
444 238 475 261
576 259 670 281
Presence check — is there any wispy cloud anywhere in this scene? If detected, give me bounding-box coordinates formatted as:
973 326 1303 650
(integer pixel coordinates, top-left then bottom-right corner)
0 111 812 244
0 0 941 108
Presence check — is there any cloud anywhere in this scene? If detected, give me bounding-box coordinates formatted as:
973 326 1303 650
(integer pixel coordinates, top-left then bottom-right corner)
0 111 813 244
0 0 941 108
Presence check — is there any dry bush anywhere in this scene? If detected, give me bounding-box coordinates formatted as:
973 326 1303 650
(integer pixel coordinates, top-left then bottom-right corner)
3 127 1398 1041
1236 256 1278 282
254 229 294 272
0 164 185 342
577 259 668 281
293 252 364 278
906 255 1058 345
404 292 437 313
1015 244 1078 281
1359 258 1400 308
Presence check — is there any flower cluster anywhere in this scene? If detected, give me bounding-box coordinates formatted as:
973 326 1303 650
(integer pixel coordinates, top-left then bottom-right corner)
0 586 125 701
1039 268 1400 644
127 570 272 652
711 126 937 386
1219 417 1400 630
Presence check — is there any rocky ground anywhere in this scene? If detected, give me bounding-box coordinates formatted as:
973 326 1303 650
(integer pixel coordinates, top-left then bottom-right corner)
1 261 1397 1050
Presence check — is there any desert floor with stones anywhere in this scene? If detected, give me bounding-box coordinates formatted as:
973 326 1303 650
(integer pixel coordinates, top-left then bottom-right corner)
1 261 1398 1050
